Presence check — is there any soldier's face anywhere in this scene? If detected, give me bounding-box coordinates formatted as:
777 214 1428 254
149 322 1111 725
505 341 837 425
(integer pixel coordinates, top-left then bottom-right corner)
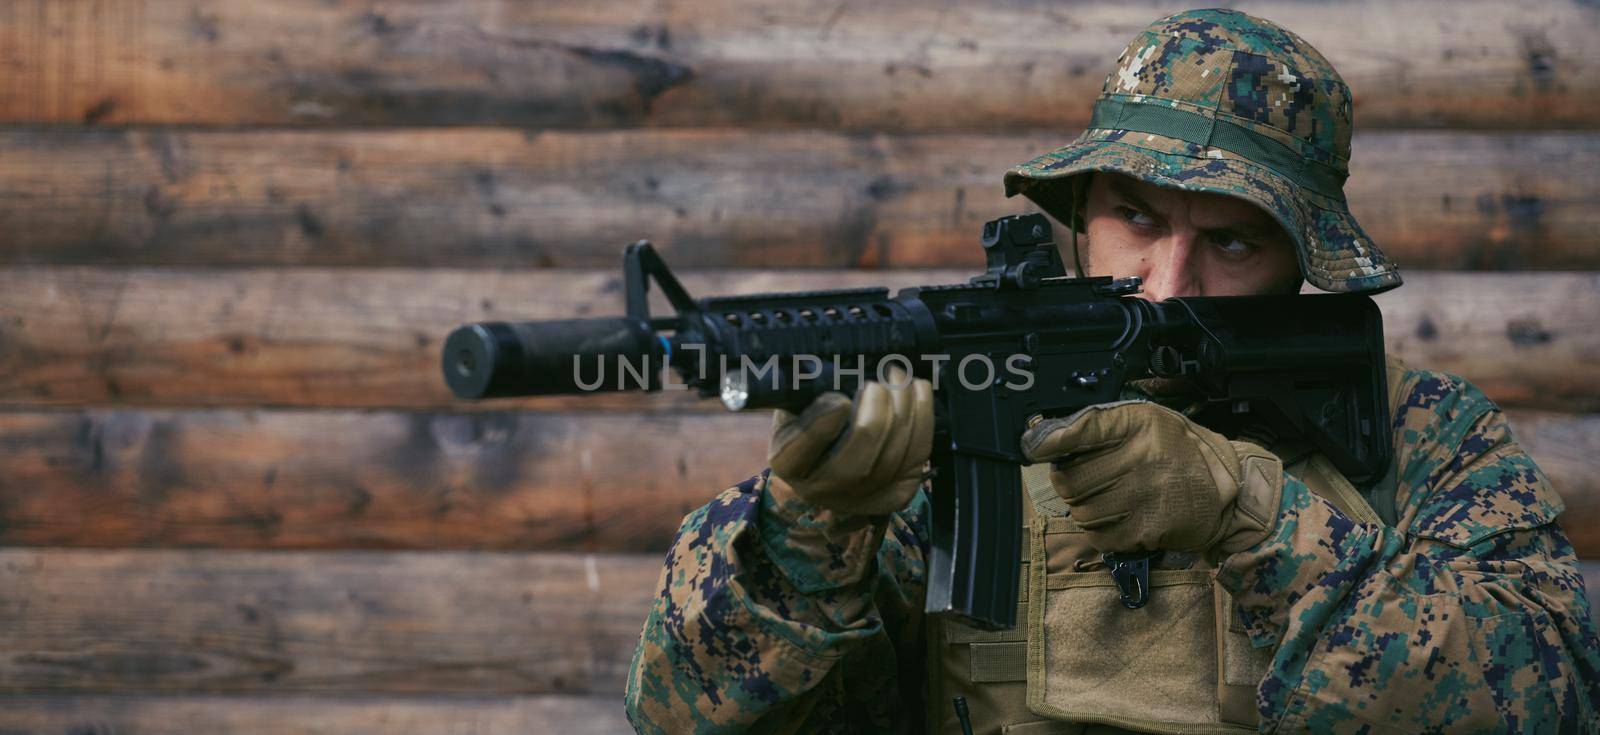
1080 173 1301 301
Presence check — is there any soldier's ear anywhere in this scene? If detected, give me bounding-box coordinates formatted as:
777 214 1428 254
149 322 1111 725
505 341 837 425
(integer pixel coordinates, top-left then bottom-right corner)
1071 173 1093 234
1068 174 1094 277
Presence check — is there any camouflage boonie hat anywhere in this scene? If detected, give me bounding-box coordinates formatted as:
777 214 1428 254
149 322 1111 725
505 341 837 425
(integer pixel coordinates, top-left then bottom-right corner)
1004 8 1401 293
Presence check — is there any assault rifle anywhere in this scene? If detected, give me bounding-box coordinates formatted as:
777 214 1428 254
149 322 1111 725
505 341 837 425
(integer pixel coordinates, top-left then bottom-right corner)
440 214 1391 631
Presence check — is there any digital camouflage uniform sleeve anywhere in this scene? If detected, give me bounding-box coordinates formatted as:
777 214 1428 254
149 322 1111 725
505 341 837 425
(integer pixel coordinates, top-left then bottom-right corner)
624 469 930 733
1217 366 1600 733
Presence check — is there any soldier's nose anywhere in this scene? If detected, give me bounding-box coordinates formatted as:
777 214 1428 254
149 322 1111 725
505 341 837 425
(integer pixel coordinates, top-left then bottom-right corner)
1139 239 1203 301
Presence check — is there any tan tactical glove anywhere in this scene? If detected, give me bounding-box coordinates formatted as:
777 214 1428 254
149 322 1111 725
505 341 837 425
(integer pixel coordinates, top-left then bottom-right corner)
767 367 934 517
1019 400 1283 556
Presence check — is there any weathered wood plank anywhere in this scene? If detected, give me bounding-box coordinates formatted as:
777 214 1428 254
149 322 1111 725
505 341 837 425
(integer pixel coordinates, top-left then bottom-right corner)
2 129 1597 270
1587 562 1600 626
0 550 1592 698
0 1 1595 130
0 549 658 694
1342 132 1600 270
0 694 631 735
0 408 1591 555
1 268 1595 411
1375 272 1600 412
0 409 769 551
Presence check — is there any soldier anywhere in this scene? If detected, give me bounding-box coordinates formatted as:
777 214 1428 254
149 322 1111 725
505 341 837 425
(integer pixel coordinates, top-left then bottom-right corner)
624 9 1600 733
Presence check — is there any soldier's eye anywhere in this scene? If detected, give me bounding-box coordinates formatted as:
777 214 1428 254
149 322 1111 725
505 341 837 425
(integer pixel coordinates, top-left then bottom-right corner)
1211 234 1255 259
1116 206 1156 228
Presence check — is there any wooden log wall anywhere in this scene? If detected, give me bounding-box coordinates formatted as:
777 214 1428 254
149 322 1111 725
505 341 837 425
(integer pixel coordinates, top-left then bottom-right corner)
0 2 1596 732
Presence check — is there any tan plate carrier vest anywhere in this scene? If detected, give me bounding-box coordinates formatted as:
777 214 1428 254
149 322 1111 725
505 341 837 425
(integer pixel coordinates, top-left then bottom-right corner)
924 357 1409 735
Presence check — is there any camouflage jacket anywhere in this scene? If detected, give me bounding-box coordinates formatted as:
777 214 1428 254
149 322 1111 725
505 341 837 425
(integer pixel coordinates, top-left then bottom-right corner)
624 365 1600 733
